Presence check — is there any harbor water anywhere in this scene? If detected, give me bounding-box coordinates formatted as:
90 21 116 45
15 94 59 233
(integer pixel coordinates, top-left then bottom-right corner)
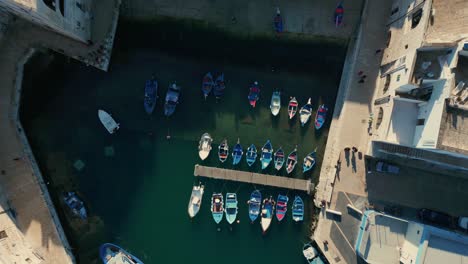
20 19 346 263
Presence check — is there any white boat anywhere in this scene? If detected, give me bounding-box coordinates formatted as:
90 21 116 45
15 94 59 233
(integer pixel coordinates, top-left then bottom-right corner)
188 183 204 218
270 91 281 116
98 110 120 134
198 133 213 160
299 98 312 126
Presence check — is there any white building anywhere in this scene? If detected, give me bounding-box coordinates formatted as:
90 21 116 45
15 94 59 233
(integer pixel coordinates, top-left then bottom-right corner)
0 0 92 42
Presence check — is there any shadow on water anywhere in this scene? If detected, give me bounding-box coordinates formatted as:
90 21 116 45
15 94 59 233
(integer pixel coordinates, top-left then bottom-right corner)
20 18 346 264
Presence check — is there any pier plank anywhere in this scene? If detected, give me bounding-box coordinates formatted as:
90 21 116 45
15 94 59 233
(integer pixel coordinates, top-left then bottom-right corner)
194 165 311 194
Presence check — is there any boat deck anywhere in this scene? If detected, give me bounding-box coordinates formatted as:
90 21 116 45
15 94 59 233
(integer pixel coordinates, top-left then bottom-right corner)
194 165 313 194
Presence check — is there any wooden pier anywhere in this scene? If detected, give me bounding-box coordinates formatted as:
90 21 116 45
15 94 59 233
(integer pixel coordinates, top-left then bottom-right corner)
194 165 313 194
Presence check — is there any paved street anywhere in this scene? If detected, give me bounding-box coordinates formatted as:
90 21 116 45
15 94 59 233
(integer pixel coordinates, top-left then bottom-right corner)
121 0 364 39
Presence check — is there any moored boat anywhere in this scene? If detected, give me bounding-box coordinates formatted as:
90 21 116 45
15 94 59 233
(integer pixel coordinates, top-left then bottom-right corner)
276 194 288 222
99 243 144 264
213 73 225 100
198 133 213 160
248 190 262 223
261 196 276 233
164 83 181 117
286 147 298 174
274 147 285 171
201 72 214 99
225 193 238 224
303 242 325 264
314 104 328 130
270 91 281 116
218 139 229 163
232 139 243 165
246 144 257 166
248 81 260 107
299 98 313 126
303 149 317 173
288 97 298 119
144 77 158 114
98 109 120 134
188 183 204 218
260 140 273 169
334 2 344 27
211 193 224 224
292 196 304 222
63 192 87 219
273 7 283 33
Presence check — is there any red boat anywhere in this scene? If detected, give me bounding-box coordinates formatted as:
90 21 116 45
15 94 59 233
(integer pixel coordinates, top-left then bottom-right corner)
248 81 260 107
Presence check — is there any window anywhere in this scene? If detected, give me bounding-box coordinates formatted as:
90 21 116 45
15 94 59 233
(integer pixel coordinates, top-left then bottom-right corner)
42 0 56 11
0 230 7 239
383 74 391 93
59 0 64 16
391 7 399 16
386 31 392 48
417 119 425 126
412 9 423 28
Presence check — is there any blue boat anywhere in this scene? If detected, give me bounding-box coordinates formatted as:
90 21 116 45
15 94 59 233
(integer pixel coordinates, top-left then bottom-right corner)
63 192 87 219
274 147 285 171
211 193 224 224
99 243 144 264
314 104 328 130
213 73 225 100
260 140 273 169
292 196 304 222
261 196 275 233
276 194 288 222
303 242 326 264
225 193 238 224
164 82 181 117
248 190 262 223
201 72 214 99
274 7 283 33
232 139 243 165
246 144 257 166
334 2 344 28
144 77 158 114
303 149 317 173
248 81 260 107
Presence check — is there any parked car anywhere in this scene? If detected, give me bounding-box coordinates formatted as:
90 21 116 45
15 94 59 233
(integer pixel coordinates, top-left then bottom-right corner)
376 161 400 174
418 208 455 228
458 217 468 231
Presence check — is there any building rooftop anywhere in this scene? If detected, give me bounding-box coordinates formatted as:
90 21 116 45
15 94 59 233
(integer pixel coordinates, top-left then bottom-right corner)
356 211 468 264
424 0 468 44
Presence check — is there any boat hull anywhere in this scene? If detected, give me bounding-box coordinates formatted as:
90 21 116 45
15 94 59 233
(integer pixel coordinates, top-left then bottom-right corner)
225 193 238 225
213 213 223 224
99 243 144 264
198 133 213 160
248 190 262 223
188 185 204 218
144 79 158 114
98 110 119 134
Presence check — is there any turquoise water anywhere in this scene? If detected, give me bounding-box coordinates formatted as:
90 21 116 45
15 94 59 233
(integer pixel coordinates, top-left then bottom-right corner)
20 20 344 263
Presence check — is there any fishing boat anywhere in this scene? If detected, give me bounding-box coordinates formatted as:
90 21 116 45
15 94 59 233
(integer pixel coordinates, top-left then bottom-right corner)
248 81 260 107
187 183 204 218
303 149 317 173
198 133 213 160
273 7 283 33
63 192 87 219
292 196 304 222
218 139 229 163
99 243 144 264
247 190 262 223
314 104 328 130
98 110 119 134
303 242 325 264
211 193 224 224
334 2 344 28
232 139 243 165
270 91 281 116
144 77 158 114
276 194 288 222
164 83 181 117
288 97 298 119
225 193 238 224
213 73 225 100
260 196 276 233
246 144 257 166
201 72 214 99
274 147 285 171
286 147 298 174
260 140 273 169
299 98 313 126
